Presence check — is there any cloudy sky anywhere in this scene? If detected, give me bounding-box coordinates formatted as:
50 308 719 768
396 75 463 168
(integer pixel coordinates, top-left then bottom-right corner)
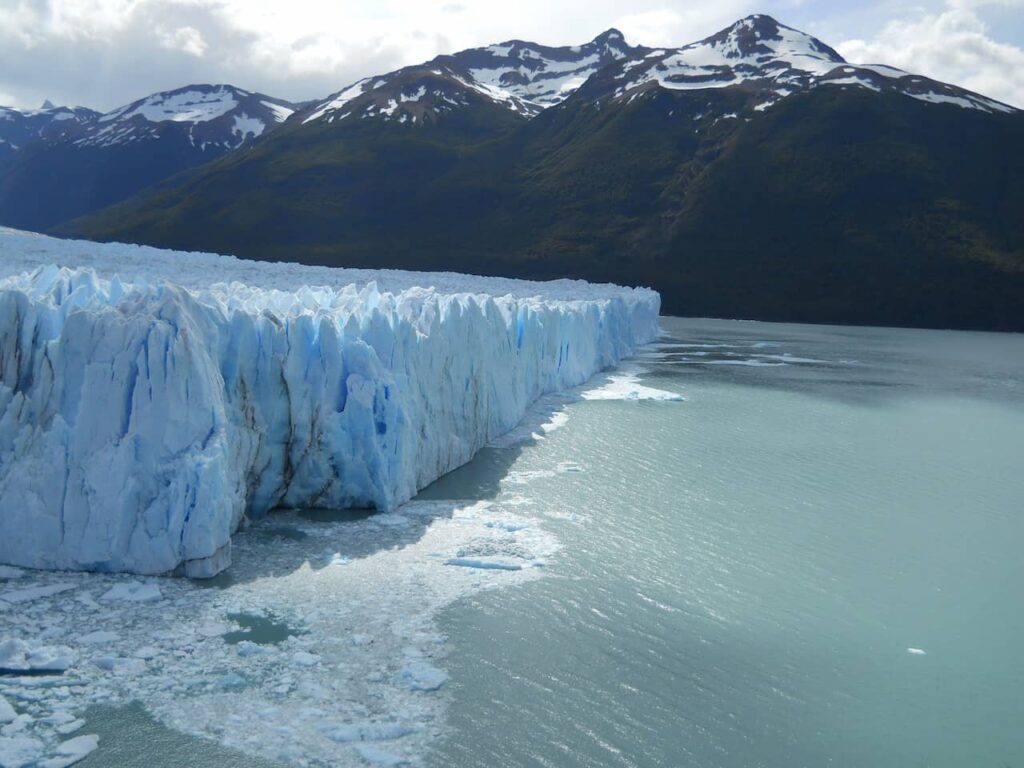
1 0 1022 112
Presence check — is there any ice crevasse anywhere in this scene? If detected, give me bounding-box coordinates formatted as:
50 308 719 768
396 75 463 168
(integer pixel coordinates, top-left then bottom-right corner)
0 229 659 576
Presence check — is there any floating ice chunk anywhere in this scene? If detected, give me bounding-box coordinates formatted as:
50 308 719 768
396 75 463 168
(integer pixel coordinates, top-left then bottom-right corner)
752 353 829 364
446 558 523 571
215 672 248 691
353 745 409 766
197 621 227 638
73 593 100 610
907 647 927 655
41 714 74 726
0 735 43 768
1 715 31 737
350 634 373 647
79 631 119 644
291 651 321 667
0 583 76 604
54 720 85 736
133 646 160 660
0 697 14 725
0 639 76 673
320 723 416 742
38 734 98 768
484 521 530 532
92 656 145 675
394 662 447 691
372 514 410 527
580 372 683 401
0 568 24 580
236 641 272 658
99 582 162 603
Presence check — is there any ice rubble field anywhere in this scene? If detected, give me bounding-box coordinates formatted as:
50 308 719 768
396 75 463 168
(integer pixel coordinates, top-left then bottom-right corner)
0 227 659 577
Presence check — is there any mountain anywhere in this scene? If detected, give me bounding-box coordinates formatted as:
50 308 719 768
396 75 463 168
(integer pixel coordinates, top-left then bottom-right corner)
0 85 297 232
582 14 1013 113
61 17 1024 330
297 27 641 124
0 102 99 172
0 102 99 150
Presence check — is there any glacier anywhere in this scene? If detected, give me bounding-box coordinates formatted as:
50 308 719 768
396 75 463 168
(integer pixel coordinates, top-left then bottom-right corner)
0 228 659 577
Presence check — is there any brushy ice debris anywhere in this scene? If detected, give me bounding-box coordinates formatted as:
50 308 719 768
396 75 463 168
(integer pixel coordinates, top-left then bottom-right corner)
0 497 560 766
445 558 523 571
79 631 119 645
99 582 162 603
0 227 659 577
320 723 416 743
0 696 15 725
0 735 43 768
37 734 98 768
353 744 408 766
0 584 77 606
0 639 76 673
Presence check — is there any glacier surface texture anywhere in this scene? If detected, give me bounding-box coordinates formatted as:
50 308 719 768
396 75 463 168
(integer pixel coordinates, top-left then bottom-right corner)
0 228 659 576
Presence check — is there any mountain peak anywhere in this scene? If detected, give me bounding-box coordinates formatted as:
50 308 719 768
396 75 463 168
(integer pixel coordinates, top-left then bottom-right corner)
41 99 55 110
593 28 626 44
701 14 844 63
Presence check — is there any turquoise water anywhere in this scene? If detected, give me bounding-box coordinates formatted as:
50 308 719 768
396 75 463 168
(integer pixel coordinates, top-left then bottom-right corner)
425 317 1024 768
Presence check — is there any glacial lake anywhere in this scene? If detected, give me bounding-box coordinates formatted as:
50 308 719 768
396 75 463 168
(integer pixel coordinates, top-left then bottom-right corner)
425 316 1024 768
5 316 1023 768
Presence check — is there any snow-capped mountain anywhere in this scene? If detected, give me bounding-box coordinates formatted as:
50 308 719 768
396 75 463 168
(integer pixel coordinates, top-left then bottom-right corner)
588 15 1015 114
76 84 297 150
301 28 642 124
0 85 298 232
300 15 1014 128
0 103 99 152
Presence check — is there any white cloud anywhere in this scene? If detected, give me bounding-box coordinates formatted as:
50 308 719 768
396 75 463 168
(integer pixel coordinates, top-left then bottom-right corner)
0 0 1021 112
613 2 756 47
158 25 207 57
837 0 1024 107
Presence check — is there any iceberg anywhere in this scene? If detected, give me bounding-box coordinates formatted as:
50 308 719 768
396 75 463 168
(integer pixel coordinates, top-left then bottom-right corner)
0 228 659 577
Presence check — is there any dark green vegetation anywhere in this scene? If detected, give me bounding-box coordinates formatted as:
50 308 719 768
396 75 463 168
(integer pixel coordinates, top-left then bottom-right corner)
0 131 230 233
0 85 296 232
65 80 1024 331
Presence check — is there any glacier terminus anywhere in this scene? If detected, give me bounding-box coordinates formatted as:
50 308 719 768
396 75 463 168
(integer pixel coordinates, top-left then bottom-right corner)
0 228 659 577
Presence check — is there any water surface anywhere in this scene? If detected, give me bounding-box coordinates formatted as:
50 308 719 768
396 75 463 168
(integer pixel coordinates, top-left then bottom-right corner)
426 317 1024 768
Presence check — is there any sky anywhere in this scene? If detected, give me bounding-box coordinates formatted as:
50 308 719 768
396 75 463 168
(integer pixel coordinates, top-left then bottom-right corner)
1 0 1022 112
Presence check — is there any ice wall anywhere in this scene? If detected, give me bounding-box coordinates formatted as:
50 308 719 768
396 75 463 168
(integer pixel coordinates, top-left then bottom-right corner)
0 229 659 576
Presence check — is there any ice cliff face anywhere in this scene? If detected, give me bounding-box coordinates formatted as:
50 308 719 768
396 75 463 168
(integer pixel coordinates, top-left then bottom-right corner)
0 229 659 577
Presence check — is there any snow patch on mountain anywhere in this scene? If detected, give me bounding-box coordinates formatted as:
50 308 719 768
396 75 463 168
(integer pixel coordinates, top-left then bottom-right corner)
69 86 298 150
231 114 266 140
100 87 240 124
0 228 659 577
303 29 642 125
608 14 1016 115
0 104 99 151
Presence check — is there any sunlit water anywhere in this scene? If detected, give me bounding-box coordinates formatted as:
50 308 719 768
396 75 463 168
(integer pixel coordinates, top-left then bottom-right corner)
424 317 1024 768
3 317 1022 767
